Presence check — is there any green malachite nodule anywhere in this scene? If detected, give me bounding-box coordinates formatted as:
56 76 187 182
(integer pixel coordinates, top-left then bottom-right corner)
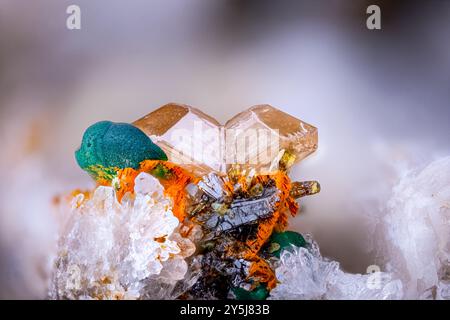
268 231 307 258
232 284 269 300
75 121 167 179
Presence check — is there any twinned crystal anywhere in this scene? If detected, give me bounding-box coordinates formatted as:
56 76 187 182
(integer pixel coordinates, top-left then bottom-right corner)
134 103 318 175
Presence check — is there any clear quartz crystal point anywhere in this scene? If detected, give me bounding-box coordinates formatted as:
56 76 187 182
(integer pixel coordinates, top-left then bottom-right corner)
133 103 317 175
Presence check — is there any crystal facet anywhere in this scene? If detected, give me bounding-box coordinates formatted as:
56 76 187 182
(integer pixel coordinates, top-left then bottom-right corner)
133 103 318 175
133 103 223 175
224 105 318 172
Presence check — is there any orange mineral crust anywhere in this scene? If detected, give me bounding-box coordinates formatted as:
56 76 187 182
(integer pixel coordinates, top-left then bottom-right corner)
115 160 197 221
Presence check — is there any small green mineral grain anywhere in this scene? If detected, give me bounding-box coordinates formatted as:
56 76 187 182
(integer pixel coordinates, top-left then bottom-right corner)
268 231 307 258
232 284 269 300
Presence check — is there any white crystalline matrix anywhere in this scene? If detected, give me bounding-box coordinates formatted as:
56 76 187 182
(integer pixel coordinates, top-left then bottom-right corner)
384 156 450 299
50 172 197 300
269 236 403 300
270 156 450 300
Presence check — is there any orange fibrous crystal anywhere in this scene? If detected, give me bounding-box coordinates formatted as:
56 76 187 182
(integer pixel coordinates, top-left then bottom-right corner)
114 160 197 221
242 171 298 257
248 257 277 290
244 172 298 289
209 169 298 289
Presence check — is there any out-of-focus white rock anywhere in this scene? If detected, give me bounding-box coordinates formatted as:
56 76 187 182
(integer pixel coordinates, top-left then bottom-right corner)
383 156 450 299
50 172 197 299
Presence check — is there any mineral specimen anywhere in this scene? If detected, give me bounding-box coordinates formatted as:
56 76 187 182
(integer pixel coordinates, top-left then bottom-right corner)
224 105 318 172
133 103 223 175
184 167 308 298
75 121 167 181
381 156 450 299
268 236 404 300
133 103 318 175
48 101 450 300
267 231 307 258
195 173 281 236
232 284 269 300
52 103 323 300
50 173 196 299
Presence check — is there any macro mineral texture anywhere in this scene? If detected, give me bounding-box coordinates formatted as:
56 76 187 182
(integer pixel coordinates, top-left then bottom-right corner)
183 167 313 299
381 156 450 299
50 104 327 300
40 99 450 300
268 236 403 300
224 105 318 172
133 103 223 175
50 173 198 299
133 103 318 175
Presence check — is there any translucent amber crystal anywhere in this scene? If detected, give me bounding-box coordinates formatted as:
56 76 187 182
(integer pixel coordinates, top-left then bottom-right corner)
133 103 223 175
224 105 318 172
133 103 318 175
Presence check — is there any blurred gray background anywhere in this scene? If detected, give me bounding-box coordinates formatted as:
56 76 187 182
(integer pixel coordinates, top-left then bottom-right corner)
0 0 449 299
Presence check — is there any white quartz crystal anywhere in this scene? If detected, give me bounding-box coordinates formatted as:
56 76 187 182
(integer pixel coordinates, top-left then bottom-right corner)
269 236 403 300
50 172 197 299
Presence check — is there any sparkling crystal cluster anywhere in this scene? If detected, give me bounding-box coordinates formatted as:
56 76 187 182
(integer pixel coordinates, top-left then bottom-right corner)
50 173 198 299
268 236 403 300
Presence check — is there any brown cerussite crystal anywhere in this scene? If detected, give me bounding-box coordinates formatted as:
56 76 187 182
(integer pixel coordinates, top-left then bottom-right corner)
133 103 318 175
